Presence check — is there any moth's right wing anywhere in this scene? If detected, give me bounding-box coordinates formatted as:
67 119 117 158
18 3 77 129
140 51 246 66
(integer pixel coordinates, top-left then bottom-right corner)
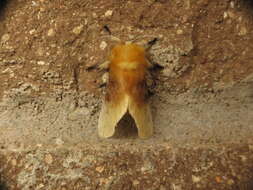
98 95 128 138
128 97 153 139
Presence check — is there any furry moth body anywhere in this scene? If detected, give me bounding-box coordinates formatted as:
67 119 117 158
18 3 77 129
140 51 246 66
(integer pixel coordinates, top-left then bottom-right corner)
98 43 153 139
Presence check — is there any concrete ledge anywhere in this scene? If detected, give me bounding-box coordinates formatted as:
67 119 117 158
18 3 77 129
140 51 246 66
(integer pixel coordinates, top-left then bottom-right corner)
0 143 253 190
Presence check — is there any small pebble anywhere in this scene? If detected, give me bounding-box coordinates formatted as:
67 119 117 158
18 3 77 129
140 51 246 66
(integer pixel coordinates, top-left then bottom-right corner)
29 29 36 35
177 29 183 35
239 155 247 162
96 166 104 173
100 41 107 50
40 7 45 12
1 34 10 43
238 26 247 36
37 184 45 189
47 28 55 37
44 154 53 164
192 175 201 183
84 19 88 25
92 13 97 18
227 179 235 185
132 180 139 186
223 12 228 19
37 47 44 56
230 1 235 8
72 25 83 35
215 176 222 183
105 10 113 17
2 68 11 74
56 138 64 146
37 61 46 65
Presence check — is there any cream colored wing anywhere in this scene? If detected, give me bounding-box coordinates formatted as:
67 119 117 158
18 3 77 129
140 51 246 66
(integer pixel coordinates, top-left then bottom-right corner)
128 97 153 139
98 96 128 138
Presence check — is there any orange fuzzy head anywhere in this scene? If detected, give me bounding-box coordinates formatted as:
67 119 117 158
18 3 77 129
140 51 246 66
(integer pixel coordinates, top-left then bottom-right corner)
109 43 149 70
107 43 149 100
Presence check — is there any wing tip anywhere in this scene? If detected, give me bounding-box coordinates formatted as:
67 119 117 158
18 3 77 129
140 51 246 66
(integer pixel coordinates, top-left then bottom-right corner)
98 125 115 138
137 124 153 139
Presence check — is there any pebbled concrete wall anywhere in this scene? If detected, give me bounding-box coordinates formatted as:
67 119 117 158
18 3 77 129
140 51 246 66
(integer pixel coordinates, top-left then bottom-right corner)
0 0 253 189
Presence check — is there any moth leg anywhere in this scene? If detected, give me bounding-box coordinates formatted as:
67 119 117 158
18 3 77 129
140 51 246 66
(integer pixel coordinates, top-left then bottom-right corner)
146 38 158 48
146 59 153 69
98 60 110 70
125 41 131 44
110 36 121 42
86 60 110 71
102 72 109 84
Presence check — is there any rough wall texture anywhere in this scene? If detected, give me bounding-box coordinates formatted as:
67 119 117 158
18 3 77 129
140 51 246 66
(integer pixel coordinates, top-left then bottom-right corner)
0 0 253 189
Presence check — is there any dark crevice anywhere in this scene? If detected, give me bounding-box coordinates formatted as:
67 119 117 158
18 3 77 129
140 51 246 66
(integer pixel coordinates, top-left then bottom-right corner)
0 0 8 36
241 0 253 19
0 172 8 190
243 0 253 9
73 63 81 107
114 112 138 138
73 65 80 93
0 183 8 190
0 0 8 19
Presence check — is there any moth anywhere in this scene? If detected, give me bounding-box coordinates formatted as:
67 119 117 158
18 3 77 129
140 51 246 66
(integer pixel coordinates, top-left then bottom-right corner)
98 42 154 139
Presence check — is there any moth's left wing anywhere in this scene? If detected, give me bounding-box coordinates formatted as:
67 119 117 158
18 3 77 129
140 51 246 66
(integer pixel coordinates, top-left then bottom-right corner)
98 95 128 138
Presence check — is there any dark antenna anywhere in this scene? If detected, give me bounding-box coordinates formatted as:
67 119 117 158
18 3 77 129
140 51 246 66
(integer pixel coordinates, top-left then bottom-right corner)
103 25 111 35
